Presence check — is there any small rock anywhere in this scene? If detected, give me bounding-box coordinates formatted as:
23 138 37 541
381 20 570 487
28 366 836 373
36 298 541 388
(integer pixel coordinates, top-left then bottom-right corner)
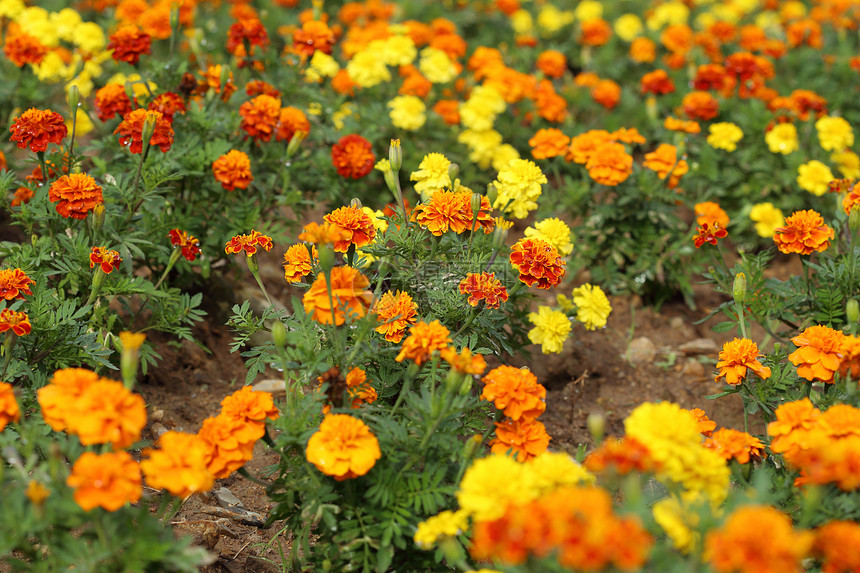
151 422 168 439
214 487 245 509
150 408 164 423
252 379 286 396
678 338 720 355
681 359 706 378
173 520 221 551
626 337 657 363
181 339 208 368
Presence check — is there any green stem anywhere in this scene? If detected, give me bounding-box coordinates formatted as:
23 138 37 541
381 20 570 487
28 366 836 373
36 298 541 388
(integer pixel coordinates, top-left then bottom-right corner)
452 306 479 338
238 467 268 487
154 249 182 290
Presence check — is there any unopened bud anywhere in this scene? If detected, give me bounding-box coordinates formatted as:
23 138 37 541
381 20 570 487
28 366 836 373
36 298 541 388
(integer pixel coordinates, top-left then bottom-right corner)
470 193 482 217
587 412 605 443
462 434 482 460
383 169 398 195
448 163 459 183
850 205 860 233
141 112 158 151
91 204 105 232
492 222 509 250
286 130 306 158
732 272 746 304
486 182 497 205
119 331 146 388
271 320 288 350
848 299 860 324
245 252 259 274
317 245 335 272
349 197 363 209
170 3 180 29
388 139 402 172
459 376 473 395
67 85 80 112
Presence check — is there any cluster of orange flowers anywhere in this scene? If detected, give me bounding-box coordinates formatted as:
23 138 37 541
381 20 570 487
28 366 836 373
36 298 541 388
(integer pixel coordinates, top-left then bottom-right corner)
482 365 549 462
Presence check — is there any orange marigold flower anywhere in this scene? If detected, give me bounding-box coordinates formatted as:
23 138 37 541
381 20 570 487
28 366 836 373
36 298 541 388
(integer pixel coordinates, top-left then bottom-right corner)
293 19 336 56
643 143 689 187
0 308 31 336
529 128 571 160
283 243 317 283
107 26 152 65
148 92 186 122
813 521 860 573
591 79 621 110
509 238 566 289
90 247 122 274
490 417 550 462
715 338 771 385
585 436 657 475
839 335 860 379
682 91 720 121
396 320 452 365
768 398 821 455
140 431 214 497
4 31 47 67
226 18 269 56
630 37 656 63
706 428 766 464
580 18 612 46
245 80 281 99
298 221 351 245
67 451 142 511
459 272 509 308
9 108 67 153
374 290 418 343
224 230 273 256
664 116 701 134
695 201 730 229
324 206 376 252
689 408 717 437
432 99 460 125
0 268 34 300
611 127 646 144
585 142 633 186
331 69 356 95
239 94 281 142
481 365 546 421
199 64 237 101
220 386 279 425
440 346 487 375
276 106 310 143
303 266 372 325
331 134 375 179
306 413 381 480
115 109 173 154
413 191 471 236
0 382 20 431
704 506 813 573
536 49 567 78
344 366 378 409
693 221 728 248
11 187 34 207
212 150 253 191
69 378 147 449
37 368 99 432
48 173 103 220
641 69 675 96
168 229 201 262
773 210 835 255
566 130 614 164
789 325 846 383
94 84 133 122
198 414 259 479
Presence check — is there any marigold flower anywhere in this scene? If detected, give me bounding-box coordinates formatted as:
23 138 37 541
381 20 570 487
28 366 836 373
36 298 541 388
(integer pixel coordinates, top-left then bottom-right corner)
224 230 273 256
750 203 785 238
239 94 280 142
664 116 701 134
694 201 729 229
0 382 20 431
25 480 49 506
789 325 846 383
571 283 612 330
323 206 376 252
432 100 460 125
90 247 122 274
276 106 310 143
813 520 860 573
528 128 570 160
815 116 854 152
68 378 147 449
107 25 151 64
199 64 237 101
303 266 372 325
481 365 546 421
197 414 258 479
292 19 336 56
298 221 351 246
693 222 728 248
585 142 633 185
93 83 132 122
396 320 452 365
707 122 744 152
148 92 186 122
11 187 34 207
413 191 471 236
630 36 656 62
141 431 214 497
9 108 67 153
342 367 378 409
306 414 381 480
38 368 100 432
797 160 834 196
689 408 717 437
768 398 820 455
282 243 316 283
458 272 508 309
640 69 675 95
220 385 279 425
114 109 173 154
585 436 657 475
4 31 47 67
491 417 550 462
414 510 469 549
167 229 201 262
705 429 766 464
0 268 34 300
839 335 860 380
682 91 720 121
226 18 269 59
715 338 771 385
773 210 834 255
643 143 689 187
509 238 566 289
374 290 418 343
566 130 614 165
388 95 426 131
704 506 812 573
48 173 103 220
212 150 253 191
493 159 546 219
67 451 142 511
536 49 566 78
528 306 571 354
331 134 375 179
591 79 621 110
440 346 487 376
0 308 31 336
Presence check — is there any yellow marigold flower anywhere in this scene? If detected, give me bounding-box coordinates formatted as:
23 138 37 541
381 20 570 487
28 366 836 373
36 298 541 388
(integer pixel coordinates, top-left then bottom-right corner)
491 144 520 173
527 451 595 493
395 320 451 365
459 85 505 131
574 0 603 21
346 49 391 88
646 1 689 30
493 159 546 219
524 218 573 256
379 35 416 66
419 46 457 83
614 14 643 41
816 116 854 152
414 509 469 548
458 129 503 169
306 413 381 480
749 202 785 238
309 50 339 77
528 306 571 354
797 160 834 196
0 0 25 19
410 152 452 199
653 496 698 554
509 10 533 35
537 5 574 36
833 150 860 179
572 284 611 330
388 95 426 131
25 480 50 506
457 453 535 520
707 122 744 152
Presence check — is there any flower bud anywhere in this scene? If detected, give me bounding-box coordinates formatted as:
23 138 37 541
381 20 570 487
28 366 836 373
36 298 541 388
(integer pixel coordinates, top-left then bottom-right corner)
459 375 473 395
141 112 158 152
119 331 146 389
245 252 260 274
850 205 860 233
587 412 605 443
732 272 746 304
448 162 459 183
271 320 288 350
462 434 482 460
317 245 335 272
286 130 306 159
388 139 402 172
91 204 105 233
848 299 860 324
67 85 80 112
170 2 180 29
383 169 398 195
486 182 497 205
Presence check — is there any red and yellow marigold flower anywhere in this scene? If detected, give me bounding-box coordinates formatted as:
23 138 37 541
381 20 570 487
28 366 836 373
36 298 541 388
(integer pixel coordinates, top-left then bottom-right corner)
140 431 215 498
212 150 253 191
67 451 142 511
395 320 452 365
789 325 846 383
224 230 273 256
10 108 68 153
323 206 376 252
239 95 281 142
509 238 566 289
283 243 317 283
226 18 269 59
490 417 550 462
303 266 372 325
0 268 33 300
693 222 728 248
4 31 47 67
0 309 31 336
640 69 675 95
168 229 201 262
148 92 186 122
114 109 174 154
331 134 375 179
48 174 103 220
715 338 771 385
108 25 152 64
481 365 546 421
374 290 418 343
306 413 381 480
0 382 20 432
773 210 835 255
459 272 508 308
90 247 122 274
292 19 336 57
705 429 766 464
